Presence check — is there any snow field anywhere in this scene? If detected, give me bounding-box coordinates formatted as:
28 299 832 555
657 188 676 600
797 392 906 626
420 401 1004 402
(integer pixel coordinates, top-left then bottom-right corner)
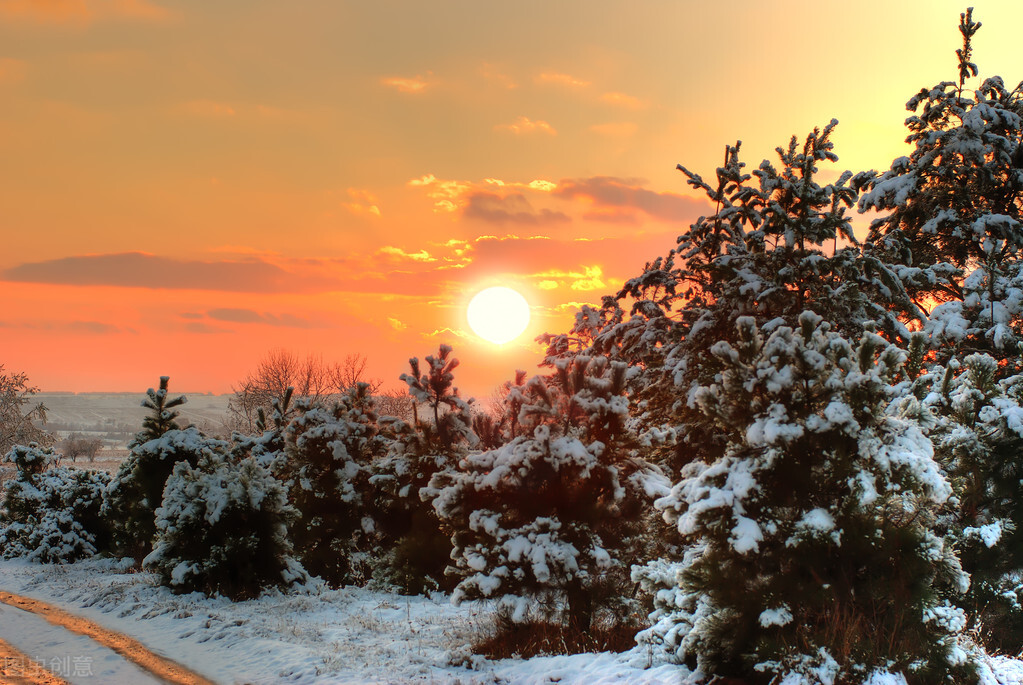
0 558 685 684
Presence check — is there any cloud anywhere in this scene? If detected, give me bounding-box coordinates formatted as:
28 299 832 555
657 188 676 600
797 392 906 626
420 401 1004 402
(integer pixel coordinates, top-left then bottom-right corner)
535 72 590 88
381 73 434 94
377 246 437 263
408 174 473 212
423 327 472 341
600 91 646 109
1 252 338 293
530 266 606 292
0 0 171 25
342 188 381 217
495 116 556 136
464 192 570 226
68 320 120 334
206 309 316 328
554 176 707 223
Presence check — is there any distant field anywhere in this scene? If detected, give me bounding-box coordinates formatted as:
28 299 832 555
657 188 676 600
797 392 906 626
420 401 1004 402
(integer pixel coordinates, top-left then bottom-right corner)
35 392 233 451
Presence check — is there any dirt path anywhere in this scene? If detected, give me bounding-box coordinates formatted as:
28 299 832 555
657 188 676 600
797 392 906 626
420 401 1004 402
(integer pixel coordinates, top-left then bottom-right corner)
0 590 216 685
0 637 69 685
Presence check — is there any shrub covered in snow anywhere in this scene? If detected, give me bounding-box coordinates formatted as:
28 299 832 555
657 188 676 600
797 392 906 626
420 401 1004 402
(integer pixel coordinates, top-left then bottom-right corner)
429 355 669 632
144 452 308 599
103 427 229 560
279 384 387 586
1 444 112 563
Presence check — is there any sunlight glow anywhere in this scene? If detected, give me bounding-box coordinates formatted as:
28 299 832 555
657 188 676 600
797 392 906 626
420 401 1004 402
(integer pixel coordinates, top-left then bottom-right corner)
467 287 530 345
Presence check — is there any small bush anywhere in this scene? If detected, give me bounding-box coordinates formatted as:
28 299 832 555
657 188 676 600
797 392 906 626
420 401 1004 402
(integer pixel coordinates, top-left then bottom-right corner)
0 444 112 563
144 453 308 599
103 427 227 560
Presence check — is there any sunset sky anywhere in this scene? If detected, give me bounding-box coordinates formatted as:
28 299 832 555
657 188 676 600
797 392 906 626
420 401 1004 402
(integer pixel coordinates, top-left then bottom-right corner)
3 0 1023 399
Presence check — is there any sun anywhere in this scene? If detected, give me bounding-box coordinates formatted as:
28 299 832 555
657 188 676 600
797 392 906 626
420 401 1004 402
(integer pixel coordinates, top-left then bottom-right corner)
467 287 531 345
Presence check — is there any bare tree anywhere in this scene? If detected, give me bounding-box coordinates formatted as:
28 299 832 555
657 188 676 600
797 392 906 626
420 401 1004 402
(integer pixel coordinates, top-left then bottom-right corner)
228 350 382 433
0 366 53 455
62 433 104 463
373 387 416 423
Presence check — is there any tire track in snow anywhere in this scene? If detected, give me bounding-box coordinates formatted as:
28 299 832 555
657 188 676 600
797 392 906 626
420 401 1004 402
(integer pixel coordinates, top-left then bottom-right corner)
0 591 216 685
0 637 69 685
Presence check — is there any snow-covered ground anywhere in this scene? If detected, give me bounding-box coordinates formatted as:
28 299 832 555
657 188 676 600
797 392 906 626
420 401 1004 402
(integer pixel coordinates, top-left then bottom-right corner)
0 558 684 684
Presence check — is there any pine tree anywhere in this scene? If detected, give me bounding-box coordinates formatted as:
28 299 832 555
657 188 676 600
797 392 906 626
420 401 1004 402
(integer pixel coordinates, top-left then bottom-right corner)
280 383 385 586
0 444 111 563
368 346 477 593
653 313 972 683
103 425 228 561
914 353 1023 653
231 386 294 471
858 9 1023 369
132 376 187 447
428 355 669 633
144 452 308 599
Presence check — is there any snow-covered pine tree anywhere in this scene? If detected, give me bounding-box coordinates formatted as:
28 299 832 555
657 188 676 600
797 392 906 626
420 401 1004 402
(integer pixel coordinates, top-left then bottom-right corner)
231 386 294 471
911 353 1023 653
144 452 308 599
428 355 669 635
280 382 385 586
858 9 1023 370
0 444 112 563
368 345 477 593
855 9 1023 656
652 313 971 683
103 425 228 560
132 376 187 447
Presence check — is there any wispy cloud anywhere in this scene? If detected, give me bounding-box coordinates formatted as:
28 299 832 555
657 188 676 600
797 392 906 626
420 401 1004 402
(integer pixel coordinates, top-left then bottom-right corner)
377 246 437 263
464 192 570 226
600 91 646 109
408 174 473 212
380 72 434 94
554 176 705 222
68 320 122 334
495 116 556 136
535 72 590 88
1 252 335 293
342 188 381 217
206 308 316 328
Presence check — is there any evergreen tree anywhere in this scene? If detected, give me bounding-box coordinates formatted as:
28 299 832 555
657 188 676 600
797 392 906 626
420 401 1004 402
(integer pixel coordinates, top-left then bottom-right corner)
653 313 972 683
132 376 187 447
0 444 111 563
103 426 228 561
858 9 1023 369
428 355 669 632
369 345 477 593
231 386 294 471
280 383 385 586
144 452 308 599
913 353 1023 653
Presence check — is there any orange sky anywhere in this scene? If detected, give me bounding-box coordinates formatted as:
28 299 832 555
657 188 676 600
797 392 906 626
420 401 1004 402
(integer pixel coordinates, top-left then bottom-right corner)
3 0 1023 400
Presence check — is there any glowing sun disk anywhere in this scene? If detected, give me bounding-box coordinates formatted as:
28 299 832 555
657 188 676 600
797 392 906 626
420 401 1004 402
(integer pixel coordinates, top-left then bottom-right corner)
467 287 530 344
